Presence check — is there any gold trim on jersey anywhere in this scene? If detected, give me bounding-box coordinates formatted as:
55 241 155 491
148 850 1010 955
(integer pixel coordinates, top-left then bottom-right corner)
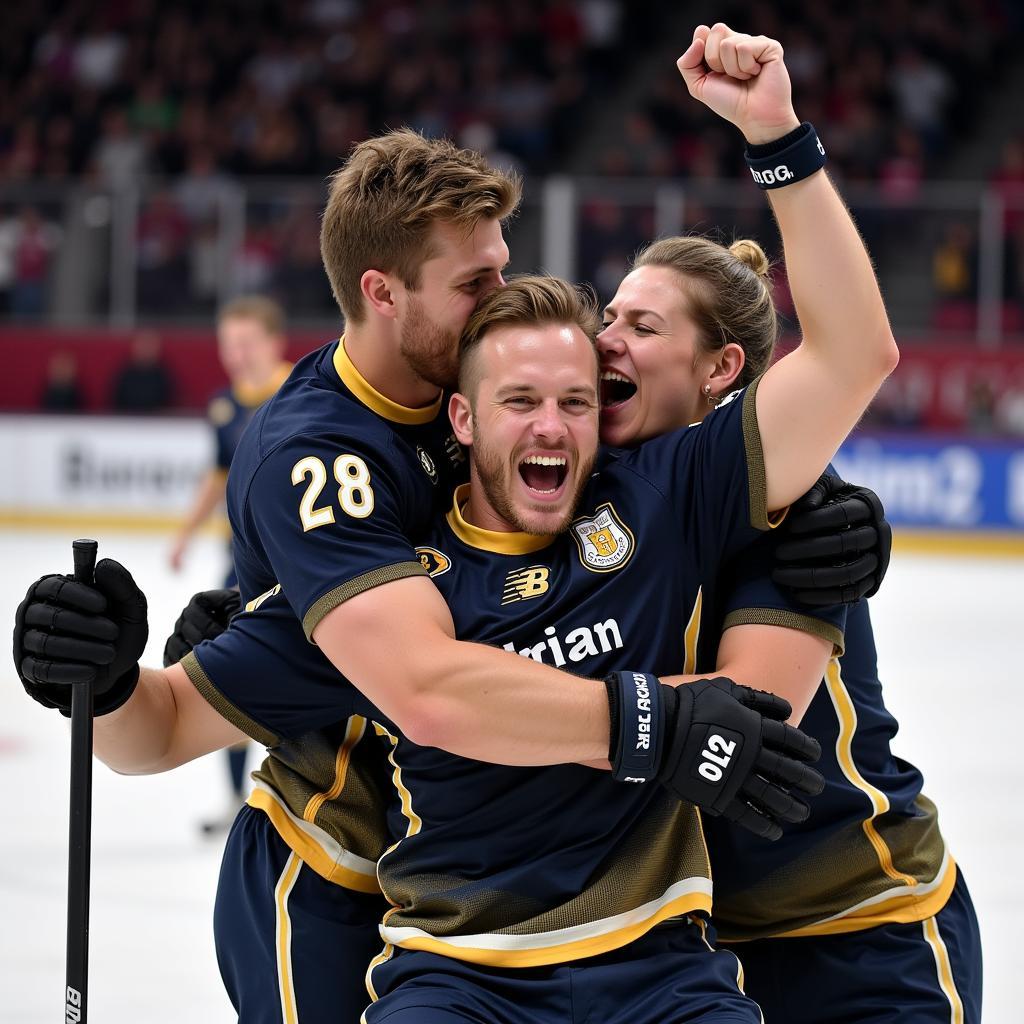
923 914 965 1024
303 560 427 640
303 717 366 822
722 608 846 657
683 586 703 675
247 781 382 893
363 943 395 1012
233 360 294 408
275 851 302 1024
378 877 713 968
741 377 768 529
181 652 279 747
446 484 556 554
773 825 957 939
826 656 918 886
245 583 282 613
755 655 957 938
332 337 443 425
736 378 788 531
372 722 423 845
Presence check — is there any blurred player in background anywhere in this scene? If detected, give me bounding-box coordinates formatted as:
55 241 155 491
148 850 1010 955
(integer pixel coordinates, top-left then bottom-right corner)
168 294 291 834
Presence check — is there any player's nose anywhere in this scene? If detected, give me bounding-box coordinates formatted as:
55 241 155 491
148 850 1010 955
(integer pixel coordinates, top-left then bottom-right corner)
532 399 569 440
596 325 624 356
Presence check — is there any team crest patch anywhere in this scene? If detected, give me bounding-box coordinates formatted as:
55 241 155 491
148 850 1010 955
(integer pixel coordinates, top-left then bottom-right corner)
416 546 451 578
417 446 438 484
571 504 635 572
208 396 235 427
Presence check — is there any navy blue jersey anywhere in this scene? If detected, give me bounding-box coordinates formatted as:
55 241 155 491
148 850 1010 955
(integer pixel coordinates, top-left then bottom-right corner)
185 380 845 967
207 362 291 588
226 339 466 630
207 362 292 473
703 594 952 941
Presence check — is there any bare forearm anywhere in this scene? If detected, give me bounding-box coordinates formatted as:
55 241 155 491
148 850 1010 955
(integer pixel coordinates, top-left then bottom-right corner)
93 663 246 774
768 172 897 384
409 640 611 764
663 622 832 726
317 578 612 766
93 668 178 774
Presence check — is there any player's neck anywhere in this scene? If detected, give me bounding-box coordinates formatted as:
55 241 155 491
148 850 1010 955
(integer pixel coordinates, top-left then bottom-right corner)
343 327 443 410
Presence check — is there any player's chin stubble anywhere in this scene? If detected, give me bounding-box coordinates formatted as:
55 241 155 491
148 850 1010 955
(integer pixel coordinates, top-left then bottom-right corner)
472 430 595 536
399 299 460 390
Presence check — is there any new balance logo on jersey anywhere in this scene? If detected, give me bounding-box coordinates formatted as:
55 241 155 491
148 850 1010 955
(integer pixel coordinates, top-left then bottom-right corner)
502 617 624 666
502 565 550 604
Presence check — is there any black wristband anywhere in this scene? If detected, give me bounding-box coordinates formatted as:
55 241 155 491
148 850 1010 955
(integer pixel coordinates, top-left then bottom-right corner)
745 122 825 190
606 671 664 782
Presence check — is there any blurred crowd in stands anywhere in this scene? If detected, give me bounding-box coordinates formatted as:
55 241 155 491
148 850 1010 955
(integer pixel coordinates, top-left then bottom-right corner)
0 0 649 318
2 0 1024 432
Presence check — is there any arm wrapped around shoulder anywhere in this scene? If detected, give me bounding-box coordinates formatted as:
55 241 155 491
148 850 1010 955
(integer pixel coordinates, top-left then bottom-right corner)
771 472 892 604
606 672 823 840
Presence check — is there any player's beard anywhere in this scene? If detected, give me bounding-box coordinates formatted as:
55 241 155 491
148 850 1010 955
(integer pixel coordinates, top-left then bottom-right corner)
398 295 460 390
471 426 595 536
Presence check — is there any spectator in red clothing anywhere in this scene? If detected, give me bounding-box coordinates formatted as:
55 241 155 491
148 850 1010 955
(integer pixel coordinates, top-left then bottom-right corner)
991 138 1024 233
136 190 190 313
10 206 61 317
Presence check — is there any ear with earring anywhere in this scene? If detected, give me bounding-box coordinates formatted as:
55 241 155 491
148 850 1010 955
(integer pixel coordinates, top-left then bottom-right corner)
703 382 721 406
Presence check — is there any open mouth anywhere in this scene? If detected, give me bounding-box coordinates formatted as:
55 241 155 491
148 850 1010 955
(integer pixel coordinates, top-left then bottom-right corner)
518 454 569 496
601 370 637 409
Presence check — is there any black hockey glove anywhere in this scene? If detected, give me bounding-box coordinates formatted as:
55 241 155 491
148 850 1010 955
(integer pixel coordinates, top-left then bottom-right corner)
771 473 892 605
606 673 823 841
13 558 149 716
163 587 241 667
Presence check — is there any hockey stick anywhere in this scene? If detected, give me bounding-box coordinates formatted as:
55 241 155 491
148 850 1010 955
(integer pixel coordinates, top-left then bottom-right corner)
66 538 97 1023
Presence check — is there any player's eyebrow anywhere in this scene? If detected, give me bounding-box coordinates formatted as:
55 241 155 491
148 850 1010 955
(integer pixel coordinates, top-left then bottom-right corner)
494 383 597 399
458 259 511 280
494 382 538 398
602 305 667 325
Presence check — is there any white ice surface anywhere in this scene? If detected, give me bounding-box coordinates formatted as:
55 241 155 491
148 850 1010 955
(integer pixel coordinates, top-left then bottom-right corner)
0 530 1018 1022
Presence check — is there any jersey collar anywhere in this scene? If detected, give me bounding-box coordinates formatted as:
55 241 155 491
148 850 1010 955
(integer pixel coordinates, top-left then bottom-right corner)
232 361 293 408
446 484 556 555
332 337 443 425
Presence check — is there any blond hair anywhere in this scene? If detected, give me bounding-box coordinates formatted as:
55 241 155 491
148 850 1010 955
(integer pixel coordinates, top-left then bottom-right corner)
217 295 286 337
321 128 522 323
458 275 601 396
633 236 777 389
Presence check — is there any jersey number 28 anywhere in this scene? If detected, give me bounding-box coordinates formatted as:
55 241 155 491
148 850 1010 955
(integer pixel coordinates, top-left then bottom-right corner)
292 454 375 530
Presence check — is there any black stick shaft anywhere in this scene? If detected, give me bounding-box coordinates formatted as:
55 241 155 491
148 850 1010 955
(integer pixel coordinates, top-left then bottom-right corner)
66 539 97 1023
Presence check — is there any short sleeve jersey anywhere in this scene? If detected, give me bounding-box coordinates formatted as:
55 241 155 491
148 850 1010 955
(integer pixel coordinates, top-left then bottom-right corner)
226 339 466 634
186 381 845 967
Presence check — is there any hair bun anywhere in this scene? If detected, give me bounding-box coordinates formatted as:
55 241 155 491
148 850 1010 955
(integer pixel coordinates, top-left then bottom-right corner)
729 238 770 279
